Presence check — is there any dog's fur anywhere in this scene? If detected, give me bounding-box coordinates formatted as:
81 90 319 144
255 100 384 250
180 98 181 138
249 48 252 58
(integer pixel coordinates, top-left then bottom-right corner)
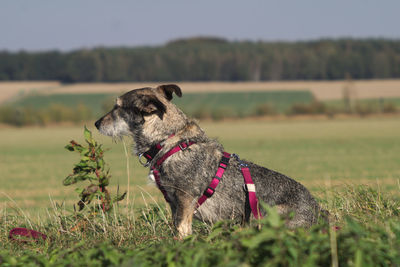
95 84 326 237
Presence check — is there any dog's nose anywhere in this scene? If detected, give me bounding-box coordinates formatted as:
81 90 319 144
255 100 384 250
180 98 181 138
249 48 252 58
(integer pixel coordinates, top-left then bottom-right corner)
94 119 101 129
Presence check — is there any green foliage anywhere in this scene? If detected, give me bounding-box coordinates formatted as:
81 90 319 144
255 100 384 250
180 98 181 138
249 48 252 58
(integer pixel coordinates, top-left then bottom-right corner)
253 103 277 116
0 103 92 126
64 126 125 212
1 187 399 266
326 98 400 115
1 38 400 82
289 101 328 115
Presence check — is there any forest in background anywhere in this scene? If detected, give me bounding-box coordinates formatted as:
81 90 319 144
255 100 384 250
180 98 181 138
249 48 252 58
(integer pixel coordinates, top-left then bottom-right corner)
1 37 400 82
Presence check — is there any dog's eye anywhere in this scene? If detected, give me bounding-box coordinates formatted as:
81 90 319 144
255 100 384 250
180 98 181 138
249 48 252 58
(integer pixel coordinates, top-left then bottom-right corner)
118 105 138 114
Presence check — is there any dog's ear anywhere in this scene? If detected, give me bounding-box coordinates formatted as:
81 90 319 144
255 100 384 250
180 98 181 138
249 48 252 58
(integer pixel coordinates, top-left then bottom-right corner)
136 94 166 119
157 84 182 101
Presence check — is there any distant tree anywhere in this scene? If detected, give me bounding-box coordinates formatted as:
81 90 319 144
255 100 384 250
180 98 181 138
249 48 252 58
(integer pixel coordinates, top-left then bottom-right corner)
1 38 400 82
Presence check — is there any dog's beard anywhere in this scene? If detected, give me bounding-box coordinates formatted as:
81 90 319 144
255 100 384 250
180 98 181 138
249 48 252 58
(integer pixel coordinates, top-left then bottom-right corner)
98 118 131 139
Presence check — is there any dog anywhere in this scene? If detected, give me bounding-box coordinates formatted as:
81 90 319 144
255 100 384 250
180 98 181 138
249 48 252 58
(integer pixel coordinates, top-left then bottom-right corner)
95 84 327 237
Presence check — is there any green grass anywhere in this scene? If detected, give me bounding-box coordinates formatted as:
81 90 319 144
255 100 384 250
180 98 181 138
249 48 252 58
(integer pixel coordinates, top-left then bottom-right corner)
0 187 399 266
174 90 314 116
1 117 400 266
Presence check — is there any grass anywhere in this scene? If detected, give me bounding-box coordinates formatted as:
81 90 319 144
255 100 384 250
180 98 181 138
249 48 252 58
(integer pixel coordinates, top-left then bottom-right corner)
1 117 400 265
0 186 399 266
1 117 400 214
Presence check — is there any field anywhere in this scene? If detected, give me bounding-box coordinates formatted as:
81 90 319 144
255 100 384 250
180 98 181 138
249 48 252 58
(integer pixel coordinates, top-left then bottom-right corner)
33 79 400 101
1 116 400 215
1 117 400 265
3 79 400 104
1 80 400 265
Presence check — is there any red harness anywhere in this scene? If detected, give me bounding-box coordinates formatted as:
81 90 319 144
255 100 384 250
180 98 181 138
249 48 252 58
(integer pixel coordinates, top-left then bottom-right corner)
140 139 262 219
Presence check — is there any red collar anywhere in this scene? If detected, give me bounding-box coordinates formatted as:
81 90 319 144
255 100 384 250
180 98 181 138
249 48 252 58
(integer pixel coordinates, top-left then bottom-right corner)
138 134 176 167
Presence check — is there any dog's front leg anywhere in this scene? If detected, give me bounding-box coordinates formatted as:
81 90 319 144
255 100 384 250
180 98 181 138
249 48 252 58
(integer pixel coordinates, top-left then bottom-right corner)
172 190 195 239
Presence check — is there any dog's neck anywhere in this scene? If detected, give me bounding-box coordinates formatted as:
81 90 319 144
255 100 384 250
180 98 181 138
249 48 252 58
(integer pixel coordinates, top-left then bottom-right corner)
133 119 206 156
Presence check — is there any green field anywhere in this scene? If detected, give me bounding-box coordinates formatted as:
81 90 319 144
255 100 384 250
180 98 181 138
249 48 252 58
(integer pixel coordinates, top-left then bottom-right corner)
1 117 399 215
173 90 314 115
1 117 400 265
12 90 314 118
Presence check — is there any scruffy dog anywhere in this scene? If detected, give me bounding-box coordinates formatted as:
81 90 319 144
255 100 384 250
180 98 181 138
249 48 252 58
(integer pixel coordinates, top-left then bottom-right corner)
95 84 326 237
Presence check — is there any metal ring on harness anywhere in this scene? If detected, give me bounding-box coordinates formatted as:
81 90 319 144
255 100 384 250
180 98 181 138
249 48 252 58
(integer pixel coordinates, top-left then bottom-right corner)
232 153 249 169
138 153 151 167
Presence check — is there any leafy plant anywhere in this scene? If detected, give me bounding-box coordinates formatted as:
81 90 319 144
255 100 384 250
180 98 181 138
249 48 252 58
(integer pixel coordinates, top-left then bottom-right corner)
63 126 126 213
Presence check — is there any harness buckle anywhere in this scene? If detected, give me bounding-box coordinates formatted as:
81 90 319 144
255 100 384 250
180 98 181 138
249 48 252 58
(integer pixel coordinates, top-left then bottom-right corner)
179 141 190 151
204 186 215 198
138 153 151 167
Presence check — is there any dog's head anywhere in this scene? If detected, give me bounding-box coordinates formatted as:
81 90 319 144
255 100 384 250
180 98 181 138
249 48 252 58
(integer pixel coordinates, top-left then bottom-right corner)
95 84 185 147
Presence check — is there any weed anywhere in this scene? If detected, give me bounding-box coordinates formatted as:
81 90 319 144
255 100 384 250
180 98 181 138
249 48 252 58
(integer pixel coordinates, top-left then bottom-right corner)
64 126 126 213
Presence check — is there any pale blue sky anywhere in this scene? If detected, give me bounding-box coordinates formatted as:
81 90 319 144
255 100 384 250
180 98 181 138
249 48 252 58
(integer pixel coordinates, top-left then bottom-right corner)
1 0 399 51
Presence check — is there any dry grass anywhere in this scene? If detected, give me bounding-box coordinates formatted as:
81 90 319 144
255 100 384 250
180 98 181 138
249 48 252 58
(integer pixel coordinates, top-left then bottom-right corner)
30 79 400 101
0 81 60 103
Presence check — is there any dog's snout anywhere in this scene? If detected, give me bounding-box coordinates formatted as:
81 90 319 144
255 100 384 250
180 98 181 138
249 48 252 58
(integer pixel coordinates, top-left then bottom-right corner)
95 119 101 129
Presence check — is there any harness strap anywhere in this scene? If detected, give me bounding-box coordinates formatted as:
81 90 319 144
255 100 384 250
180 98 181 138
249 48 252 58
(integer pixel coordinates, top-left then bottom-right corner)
144 139 262 219
196 152 231 208
155 141 195 167
143 143 163 161
232 153 263 220
142 134 175 162
152 140 196 203
241 166 262 219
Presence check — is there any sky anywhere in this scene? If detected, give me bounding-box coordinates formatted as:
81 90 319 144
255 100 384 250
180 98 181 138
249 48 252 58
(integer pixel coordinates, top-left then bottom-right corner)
1 0 399 52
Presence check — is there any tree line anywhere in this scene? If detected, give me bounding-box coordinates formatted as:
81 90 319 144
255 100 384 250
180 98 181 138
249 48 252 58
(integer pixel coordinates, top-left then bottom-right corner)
1 37 399 82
